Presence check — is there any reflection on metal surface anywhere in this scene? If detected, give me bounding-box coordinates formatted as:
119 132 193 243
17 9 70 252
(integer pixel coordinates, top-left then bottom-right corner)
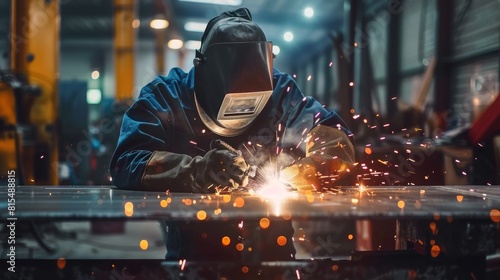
2 185 500 220
1 185 500 279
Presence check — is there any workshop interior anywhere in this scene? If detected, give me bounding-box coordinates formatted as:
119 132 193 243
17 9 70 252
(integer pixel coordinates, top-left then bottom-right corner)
0 0 500 279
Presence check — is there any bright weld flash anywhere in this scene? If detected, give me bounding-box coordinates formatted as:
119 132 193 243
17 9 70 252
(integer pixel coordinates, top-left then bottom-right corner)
254 162 295 216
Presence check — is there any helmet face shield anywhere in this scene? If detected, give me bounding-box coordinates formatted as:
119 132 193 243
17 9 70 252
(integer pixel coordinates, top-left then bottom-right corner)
194 41 274 136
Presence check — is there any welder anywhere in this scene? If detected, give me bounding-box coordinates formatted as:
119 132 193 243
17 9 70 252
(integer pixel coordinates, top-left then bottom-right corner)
110 8 355 261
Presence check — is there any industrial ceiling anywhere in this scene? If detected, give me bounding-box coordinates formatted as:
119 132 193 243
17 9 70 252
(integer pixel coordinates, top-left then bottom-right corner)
1 0 346 61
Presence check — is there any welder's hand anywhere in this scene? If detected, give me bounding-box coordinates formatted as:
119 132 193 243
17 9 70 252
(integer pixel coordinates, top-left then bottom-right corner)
194 147 250 192
279 155 351 192
280 125 355 192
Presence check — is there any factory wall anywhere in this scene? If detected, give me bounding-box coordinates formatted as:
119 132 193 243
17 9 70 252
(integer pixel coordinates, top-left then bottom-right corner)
290 0 499 135
60 39 193 100
288 0 499 186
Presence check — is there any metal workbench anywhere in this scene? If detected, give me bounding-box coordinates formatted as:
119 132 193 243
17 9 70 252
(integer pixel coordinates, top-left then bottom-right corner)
1 185 500 279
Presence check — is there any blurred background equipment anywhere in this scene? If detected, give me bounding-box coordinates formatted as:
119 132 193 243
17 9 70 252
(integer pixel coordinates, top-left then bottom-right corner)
4 0 60 185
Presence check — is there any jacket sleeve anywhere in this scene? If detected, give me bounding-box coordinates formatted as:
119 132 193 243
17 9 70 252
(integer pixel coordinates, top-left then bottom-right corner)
109 80 199 192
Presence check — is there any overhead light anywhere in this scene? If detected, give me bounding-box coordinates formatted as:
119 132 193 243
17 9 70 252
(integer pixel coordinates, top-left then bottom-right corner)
179 0 242 6
272 45 280 55
284 31 294 42
91 70 99 80
168 39 184 50
184 21 207 32
150 18 169 29
185 40 202 50
132 19 140 28
87 89 102 104
304 7 314 18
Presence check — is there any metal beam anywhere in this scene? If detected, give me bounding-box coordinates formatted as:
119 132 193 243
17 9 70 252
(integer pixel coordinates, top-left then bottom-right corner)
114 0 136 101
335 0 358 128
155 30 166 75
386 0 401 124
433 0 453 132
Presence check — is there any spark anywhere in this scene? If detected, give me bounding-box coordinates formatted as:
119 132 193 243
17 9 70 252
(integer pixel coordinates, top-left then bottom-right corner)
180 259 186 271
295 139 303 149
358 185 371 196
378 159 388 165
242 143 254 157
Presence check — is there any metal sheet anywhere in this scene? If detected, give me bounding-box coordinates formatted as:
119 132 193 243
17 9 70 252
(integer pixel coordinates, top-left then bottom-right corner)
1 185 499 279
2 185 500 221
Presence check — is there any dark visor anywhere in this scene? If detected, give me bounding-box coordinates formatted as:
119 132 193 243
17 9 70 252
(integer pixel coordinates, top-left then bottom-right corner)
198 41 273 92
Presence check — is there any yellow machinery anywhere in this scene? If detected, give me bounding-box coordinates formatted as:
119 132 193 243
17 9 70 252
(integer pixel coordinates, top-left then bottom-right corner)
114 0 136 102
0 79 18 177
6 0 60 185
2 0 139 185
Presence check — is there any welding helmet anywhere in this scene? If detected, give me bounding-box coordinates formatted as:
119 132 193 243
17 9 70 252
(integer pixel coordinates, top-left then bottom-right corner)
194 8 274 137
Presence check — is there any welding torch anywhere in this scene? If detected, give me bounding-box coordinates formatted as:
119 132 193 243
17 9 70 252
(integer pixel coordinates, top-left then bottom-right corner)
212 140 257 179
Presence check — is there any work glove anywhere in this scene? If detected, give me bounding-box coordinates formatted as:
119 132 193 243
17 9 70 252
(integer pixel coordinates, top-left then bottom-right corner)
194 140 250 192
279 125 355 192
